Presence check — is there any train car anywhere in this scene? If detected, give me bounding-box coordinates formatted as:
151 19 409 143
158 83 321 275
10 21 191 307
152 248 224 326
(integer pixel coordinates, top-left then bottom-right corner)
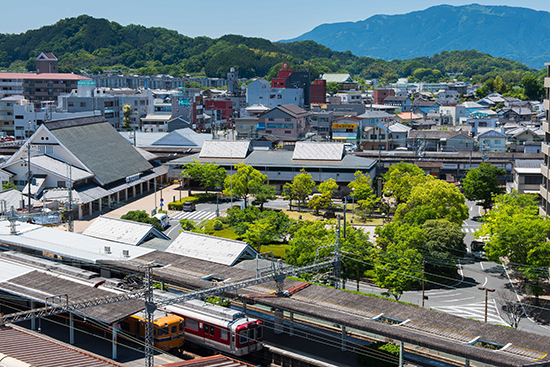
165 300 263 356
120 310 185 351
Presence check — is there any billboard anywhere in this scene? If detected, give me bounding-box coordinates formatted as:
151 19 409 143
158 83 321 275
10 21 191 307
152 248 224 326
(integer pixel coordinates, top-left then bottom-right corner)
178 97 191 108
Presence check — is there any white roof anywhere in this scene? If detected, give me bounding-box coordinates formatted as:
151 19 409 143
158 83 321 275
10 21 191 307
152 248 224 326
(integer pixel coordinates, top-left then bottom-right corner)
82 216 169 246
0 221 154 263
293 142 344 161
0 258 35 282
199 140 251 159
0 189 40 210
165 231 257 266
30 155 94 181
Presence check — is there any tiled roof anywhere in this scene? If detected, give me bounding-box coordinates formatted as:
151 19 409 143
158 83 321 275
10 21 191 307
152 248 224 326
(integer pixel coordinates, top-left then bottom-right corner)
321 73 354 83
292 142 344 161
199 140 251 159
0 72 90 81
46 116 153 186
83 215 169 246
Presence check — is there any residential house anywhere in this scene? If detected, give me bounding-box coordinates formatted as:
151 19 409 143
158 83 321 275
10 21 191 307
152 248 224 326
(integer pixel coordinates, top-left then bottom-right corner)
498 107 534 124
440 105 468 125
477 93 506 108
478 129 507 152
388 122 411 149
335 91 362 104
426 112 452 125
332 116 360 142
373 89 395 104
505 126 544 153
408 130 474 152
394 112 422 125
383 95 412 112
507 159 542 195
257 104 309 141
310 110 334 138
435 89 460 105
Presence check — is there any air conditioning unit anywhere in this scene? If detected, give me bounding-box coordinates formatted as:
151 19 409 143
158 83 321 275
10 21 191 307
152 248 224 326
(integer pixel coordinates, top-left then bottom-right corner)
122 249 130 257
104 246 111 254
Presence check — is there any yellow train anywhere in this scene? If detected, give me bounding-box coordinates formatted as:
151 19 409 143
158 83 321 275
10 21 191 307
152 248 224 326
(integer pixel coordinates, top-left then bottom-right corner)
120 311 185 351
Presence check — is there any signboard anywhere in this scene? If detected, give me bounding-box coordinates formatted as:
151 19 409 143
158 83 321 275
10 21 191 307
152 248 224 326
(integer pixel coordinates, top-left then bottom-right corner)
126 173 140 184
78 80 96 86
332 123 357 129
178 97 191 108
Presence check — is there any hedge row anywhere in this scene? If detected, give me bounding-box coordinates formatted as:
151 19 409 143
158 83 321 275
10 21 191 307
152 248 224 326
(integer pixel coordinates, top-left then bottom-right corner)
168 193 219 210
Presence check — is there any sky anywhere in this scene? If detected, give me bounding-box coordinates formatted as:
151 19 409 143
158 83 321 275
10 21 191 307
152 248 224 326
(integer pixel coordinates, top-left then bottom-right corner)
2 0 550 41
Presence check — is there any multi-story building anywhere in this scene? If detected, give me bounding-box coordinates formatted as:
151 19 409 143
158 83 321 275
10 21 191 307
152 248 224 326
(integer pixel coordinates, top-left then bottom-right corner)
373 89 395 104
541 63 550 214
257 104 309 141
59 89 153 130
0 53 91 104
246 79 304 109
310 79 326 104
170 89 205 128
92 74 227 90
0 95 24 135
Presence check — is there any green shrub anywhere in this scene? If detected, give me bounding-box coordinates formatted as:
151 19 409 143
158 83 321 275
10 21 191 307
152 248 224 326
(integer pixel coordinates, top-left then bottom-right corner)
357 342 399 366
179 218 196 231
213 219 224 230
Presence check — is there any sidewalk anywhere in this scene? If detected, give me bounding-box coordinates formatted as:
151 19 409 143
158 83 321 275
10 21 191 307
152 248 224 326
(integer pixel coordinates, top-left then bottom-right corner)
71 183 188 233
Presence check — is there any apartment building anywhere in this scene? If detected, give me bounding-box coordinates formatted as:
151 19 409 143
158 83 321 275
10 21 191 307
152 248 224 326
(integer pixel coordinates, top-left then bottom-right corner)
539 62 550 215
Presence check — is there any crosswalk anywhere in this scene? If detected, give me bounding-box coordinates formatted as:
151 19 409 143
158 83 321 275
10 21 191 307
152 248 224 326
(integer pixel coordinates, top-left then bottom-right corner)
432 299 504 324
170 210 218 222
463 226 477 233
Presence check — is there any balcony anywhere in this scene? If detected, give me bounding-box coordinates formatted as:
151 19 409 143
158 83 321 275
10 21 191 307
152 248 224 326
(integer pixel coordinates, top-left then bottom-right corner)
540 185 548 202
543 142 550 156
544 121 550 134
541 163 549 179
545 77 550 88
544 100 550 112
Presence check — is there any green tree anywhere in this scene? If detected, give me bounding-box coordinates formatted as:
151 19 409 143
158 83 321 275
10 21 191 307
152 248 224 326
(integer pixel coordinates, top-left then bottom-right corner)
308 178 338 214
326 82 340 95
251 185 277 210
225 206 261 235
179 218 196 231
395 179 468 225
283 168 315 211
121 210 162 232
374 241 423 300
242 211 291 249
122 104 132 130
348 171 379 217
383 162 430 203
422 219 466 270
522 75 544 101
182 159 226 193
477 192 550 301
223 164 267 208
462 162 506 209
2 182 17 191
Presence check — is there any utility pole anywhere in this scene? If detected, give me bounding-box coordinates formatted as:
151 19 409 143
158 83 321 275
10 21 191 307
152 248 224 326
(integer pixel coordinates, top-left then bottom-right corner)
67 163 73 233
343 197 347 238
140 263 159 367
334 215 342 290
421 258 426 307
27 141 32 213
478 287 495 323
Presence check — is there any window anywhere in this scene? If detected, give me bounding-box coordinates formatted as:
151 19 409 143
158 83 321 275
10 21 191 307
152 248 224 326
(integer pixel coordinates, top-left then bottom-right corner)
68 102 74 107
284 118 291 121
57 181 66 188
285 130 291 134
157 327 169 336
265 130 272 134
270 95 275 99
220 329 228 340
370 134 377 139
525 175 542 185
185 318 198 331
79 102 86 108
171 326 177 334
15 115 23 119
239 331 248 345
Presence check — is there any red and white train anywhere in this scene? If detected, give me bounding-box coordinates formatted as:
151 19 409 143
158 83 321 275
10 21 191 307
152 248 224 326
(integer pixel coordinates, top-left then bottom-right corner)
165 299 263 356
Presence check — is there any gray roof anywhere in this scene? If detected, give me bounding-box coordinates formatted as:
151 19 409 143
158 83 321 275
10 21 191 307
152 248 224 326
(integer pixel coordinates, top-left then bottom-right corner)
0 189 40 210
199 140 251 159
478 129 506 138
408 130 473 140
0 271 143 324
0 221 154 263
83 215 169 246
388 122 411 133
171 150 375 171
292 142 344 161
166 231 257 266
30 154 94 181
152 131 198 147
514 159 543 169
43 164 168 205
357 110 393 119
321 73 354 84
276 104 309 118
46 116 153 186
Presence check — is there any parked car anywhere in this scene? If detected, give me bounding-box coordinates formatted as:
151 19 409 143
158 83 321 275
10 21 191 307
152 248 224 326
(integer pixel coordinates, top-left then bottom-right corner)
341 195 354 203
182 201 196 212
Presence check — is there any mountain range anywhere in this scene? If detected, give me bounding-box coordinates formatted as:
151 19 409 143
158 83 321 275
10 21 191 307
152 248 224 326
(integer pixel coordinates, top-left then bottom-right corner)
281 4 550 69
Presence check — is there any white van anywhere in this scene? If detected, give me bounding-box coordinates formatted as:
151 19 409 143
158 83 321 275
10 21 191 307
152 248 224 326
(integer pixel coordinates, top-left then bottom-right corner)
153 213 169 229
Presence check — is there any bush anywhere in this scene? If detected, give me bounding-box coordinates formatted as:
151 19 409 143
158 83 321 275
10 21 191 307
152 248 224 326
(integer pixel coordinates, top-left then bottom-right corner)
213 219 224 230
357 342 399 366
179 218 196 231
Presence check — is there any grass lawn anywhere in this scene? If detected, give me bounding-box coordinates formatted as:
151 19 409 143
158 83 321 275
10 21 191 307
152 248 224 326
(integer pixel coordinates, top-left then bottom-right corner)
281 210 319 221
259 244 290 259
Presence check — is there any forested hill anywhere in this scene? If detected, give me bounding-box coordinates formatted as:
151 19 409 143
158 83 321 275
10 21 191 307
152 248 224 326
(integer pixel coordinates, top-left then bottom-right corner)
281 4 550 69
0 15 539 84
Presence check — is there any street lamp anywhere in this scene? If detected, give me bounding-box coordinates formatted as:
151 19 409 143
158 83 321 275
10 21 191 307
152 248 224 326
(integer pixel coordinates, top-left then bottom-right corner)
478 287 495 323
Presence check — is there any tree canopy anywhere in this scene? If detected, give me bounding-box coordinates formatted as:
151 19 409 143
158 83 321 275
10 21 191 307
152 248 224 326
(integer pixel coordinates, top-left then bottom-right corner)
223 164 266 208
383 162 430 204
282 168 316 210
182 159 226 193
462 162 506 209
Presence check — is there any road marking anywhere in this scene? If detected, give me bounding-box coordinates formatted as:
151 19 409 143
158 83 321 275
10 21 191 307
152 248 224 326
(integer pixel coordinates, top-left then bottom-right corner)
480 262 485 270
481 277 488 287
428 293 462 299
439 296 476 303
